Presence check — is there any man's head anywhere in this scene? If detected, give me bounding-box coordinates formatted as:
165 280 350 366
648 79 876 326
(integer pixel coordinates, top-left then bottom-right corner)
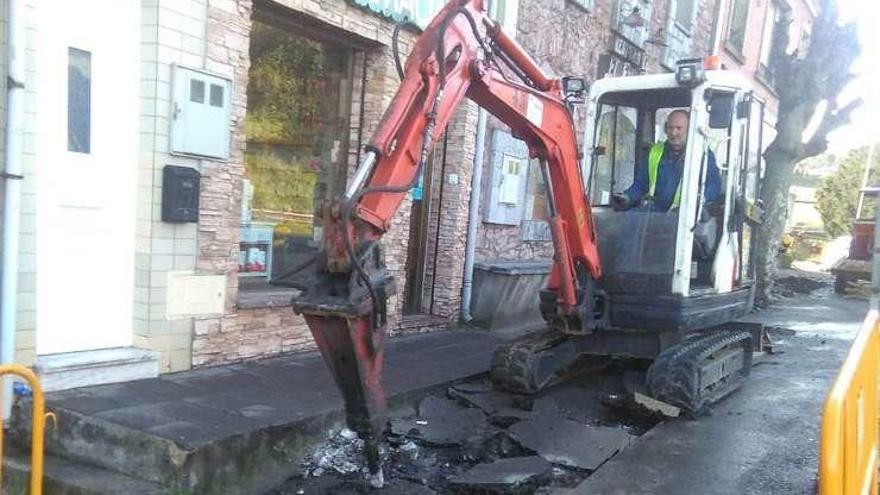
665 109 690 152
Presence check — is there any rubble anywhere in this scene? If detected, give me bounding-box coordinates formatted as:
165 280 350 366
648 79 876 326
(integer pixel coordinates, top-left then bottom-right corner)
448 382 533 427
448 456 552 493
273 475 437 494
306 428 366 476
288 373 652 494
390 396 497 447
508 415 632 471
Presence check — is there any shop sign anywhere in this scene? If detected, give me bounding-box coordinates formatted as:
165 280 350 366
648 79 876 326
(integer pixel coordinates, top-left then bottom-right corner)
351 0 447 28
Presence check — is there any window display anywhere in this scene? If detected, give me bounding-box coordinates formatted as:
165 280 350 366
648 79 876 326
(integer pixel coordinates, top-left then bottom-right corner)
242 19 354 283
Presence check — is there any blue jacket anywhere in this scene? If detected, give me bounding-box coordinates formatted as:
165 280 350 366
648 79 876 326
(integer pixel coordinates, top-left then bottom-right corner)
624 142 721 212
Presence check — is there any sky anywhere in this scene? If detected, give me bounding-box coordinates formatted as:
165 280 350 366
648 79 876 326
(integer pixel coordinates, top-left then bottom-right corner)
826 0 880 154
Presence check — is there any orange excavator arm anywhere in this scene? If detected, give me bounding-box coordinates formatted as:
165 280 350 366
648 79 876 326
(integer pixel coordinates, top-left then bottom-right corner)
278 0 603 484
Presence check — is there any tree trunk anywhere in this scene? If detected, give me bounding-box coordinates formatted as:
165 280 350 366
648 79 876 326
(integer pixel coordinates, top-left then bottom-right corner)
754 148 798 306
749 0 859 306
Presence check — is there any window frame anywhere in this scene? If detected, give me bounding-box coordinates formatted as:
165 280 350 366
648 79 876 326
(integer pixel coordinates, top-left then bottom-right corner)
757 1 781 87
724 0 750 61
587 102 641 207
240 14 358 289
568 0 595 12
673 0 698 34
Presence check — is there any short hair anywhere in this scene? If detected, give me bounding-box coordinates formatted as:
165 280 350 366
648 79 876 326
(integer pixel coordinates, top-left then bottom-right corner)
667 109 690 122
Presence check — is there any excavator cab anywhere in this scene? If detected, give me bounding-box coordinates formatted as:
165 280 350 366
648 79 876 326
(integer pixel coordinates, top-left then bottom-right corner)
581 59 767 332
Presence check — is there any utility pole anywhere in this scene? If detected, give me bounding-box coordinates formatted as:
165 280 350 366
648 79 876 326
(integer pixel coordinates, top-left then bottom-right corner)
856 143 874 217
860 144 878 309
872 192 880 310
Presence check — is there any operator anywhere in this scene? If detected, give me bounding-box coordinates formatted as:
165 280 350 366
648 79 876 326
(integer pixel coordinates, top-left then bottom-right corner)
611 109 722 213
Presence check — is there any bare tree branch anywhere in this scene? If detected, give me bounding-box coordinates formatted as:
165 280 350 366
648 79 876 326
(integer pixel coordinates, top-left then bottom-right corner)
802 97 863 158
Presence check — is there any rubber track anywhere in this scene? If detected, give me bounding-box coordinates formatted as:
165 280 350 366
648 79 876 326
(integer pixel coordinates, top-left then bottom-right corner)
489 329 570 394
646 330 753 416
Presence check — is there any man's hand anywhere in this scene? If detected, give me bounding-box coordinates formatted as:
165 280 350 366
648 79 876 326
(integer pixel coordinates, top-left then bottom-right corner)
611 193 631 211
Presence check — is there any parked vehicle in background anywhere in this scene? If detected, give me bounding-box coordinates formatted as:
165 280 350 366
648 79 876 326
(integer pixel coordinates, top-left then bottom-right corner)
831 187 878 294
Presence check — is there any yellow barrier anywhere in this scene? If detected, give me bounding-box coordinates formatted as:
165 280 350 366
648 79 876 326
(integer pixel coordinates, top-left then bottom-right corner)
0 364 53 495
820 311 880 495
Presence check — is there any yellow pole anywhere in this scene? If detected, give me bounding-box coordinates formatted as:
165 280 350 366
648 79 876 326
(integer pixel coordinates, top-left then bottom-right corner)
0 364 46 495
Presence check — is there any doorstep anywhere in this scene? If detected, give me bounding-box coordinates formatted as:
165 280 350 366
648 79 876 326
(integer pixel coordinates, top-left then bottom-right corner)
34 347 159 392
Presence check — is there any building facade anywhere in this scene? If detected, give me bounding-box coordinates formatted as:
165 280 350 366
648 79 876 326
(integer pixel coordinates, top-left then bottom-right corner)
712 0 818 124
1 0 803 388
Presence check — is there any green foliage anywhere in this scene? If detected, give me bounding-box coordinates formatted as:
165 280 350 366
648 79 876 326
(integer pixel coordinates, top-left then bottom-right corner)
815 144 880 237
245 22 326 145
246 151 318 213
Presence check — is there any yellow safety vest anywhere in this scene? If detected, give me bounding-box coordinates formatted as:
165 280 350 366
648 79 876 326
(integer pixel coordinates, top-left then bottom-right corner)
647 142 681 207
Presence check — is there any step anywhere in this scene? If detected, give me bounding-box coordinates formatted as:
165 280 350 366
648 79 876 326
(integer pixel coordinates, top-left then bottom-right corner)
35 347 159 392
14 396 343 494
2 449 164 495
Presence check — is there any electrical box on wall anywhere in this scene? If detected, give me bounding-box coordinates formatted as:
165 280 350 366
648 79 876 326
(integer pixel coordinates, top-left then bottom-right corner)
162 165 200 223
170 65 232 159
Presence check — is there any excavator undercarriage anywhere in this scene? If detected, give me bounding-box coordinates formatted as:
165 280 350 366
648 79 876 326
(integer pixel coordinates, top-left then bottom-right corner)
490 326 754 416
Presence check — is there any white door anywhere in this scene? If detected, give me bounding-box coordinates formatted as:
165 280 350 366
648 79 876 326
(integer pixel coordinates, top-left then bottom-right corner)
35 1 140 354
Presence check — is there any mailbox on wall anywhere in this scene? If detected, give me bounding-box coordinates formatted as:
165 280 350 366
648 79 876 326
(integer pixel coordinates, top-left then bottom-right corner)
170 65 232 159
162 165 200 223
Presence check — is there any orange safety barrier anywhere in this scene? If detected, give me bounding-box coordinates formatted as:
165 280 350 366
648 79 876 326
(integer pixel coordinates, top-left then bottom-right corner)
0 365 54 495
819 310 879 495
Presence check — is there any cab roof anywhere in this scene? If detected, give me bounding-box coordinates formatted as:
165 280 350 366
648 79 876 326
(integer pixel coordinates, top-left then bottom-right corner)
588 70 754 104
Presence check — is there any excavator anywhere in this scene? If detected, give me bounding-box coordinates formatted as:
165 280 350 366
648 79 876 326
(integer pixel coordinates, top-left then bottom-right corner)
275 0 766 485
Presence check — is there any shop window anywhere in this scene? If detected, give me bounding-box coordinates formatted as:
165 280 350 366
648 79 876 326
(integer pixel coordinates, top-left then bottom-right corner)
68 47 91 154
242 19 354 284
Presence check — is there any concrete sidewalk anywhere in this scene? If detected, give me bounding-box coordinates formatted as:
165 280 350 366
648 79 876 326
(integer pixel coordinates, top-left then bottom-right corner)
569 294 869 495
17 328 503 494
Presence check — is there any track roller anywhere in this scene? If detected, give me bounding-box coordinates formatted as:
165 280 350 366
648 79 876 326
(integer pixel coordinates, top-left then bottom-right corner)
646 330 753 416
